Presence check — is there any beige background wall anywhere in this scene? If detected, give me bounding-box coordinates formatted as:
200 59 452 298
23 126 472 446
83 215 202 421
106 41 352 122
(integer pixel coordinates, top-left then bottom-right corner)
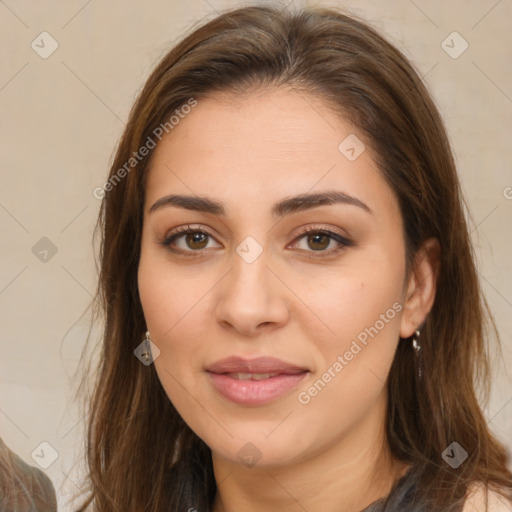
1 0 511 509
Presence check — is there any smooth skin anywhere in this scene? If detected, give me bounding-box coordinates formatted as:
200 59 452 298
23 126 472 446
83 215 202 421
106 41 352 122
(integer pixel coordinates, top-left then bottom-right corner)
137 87 439 512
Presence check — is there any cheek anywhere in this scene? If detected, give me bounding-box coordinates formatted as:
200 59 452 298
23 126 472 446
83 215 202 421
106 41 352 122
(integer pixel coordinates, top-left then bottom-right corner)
137 247 212 342
302 252 405 350
137 250 215 402
295 249 405 410
293 291 402 438
138 263 207 417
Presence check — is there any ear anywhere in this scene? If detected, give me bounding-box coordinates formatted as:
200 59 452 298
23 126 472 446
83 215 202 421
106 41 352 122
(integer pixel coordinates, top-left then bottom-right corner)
399 237 441 338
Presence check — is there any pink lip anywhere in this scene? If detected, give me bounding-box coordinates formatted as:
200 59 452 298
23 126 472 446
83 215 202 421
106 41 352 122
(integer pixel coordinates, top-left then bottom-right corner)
206 356 309 406
206 356 308 374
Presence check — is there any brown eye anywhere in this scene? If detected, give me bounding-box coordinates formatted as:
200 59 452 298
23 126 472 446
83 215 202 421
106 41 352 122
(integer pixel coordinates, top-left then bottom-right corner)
183 232 209 250
290 227 353 257
306 232 331 251
159 225 220 256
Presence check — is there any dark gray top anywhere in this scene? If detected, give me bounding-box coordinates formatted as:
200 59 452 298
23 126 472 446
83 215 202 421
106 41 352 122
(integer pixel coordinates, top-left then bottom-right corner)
359 466 465 512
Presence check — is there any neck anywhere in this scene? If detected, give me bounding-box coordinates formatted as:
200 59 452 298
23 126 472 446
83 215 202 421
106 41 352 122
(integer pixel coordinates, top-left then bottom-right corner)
211 392 409 512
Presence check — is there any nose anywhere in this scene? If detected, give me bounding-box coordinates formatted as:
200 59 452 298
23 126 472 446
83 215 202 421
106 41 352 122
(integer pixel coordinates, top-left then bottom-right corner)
214 246 290 337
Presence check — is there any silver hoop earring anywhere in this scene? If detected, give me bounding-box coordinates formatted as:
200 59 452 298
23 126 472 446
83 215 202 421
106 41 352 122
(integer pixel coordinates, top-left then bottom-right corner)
412 329 423 381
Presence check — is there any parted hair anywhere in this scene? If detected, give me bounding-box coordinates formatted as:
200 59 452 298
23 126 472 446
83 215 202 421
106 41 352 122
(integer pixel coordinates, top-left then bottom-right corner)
76 4 512 511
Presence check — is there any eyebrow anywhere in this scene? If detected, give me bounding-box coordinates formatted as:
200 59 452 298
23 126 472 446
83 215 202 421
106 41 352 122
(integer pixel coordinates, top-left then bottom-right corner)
148 190 373 217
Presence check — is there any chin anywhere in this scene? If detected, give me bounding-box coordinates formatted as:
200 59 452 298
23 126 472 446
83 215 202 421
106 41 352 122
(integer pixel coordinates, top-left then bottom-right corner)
204 427 313 469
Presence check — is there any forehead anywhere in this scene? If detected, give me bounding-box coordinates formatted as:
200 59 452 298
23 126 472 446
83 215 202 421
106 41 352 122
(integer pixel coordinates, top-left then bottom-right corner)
144 88 398 221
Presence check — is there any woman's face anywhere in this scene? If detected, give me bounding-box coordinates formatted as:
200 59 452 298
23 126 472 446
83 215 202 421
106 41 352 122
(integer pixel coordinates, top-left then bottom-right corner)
138 87 409 469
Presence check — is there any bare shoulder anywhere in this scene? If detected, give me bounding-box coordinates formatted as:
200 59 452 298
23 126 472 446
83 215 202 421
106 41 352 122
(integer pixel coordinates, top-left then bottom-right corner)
463 483 512 512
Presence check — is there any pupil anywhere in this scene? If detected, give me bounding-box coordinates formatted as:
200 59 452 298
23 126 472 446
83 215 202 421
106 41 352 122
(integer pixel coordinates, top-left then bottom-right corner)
187 233 207 249
309 234 328 250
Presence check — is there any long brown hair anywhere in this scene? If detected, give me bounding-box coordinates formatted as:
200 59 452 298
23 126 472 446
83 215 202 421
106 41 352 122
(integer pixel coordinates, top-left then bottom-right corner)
0 436 57 511
75 4 512 511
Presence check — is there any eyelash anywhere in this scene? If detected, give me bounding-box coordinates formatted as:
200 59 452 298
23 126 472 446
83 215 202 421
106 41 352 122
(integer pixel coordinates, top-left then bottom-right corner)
158 224 354 259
